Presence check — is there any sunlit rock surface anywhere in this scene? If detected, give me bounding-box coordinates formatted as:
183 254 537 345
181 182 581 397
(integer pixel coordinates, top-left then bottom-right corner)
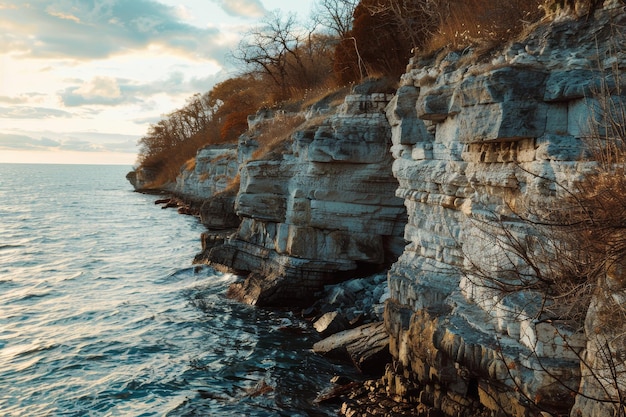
200 93 407 307
174 144 240 229
175 144 238 200
126 167 159 191
383 6 626 417
128 5 626 415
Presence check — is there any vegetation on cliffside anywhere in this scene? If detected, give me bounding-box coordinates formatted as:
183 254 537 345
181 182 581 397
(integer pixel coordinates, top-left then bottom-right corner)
133 0 606 188
130 1 626 415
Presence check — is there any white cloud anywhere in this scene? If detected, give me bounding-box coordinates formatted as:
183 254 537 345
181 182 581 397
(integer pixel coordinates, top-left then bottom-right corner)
0 133 61 150
0 0 315 164
212 0 266 18
0 106 72 119
0 130 137 154
74 77 122 100
45 8 81 23
57 70 223 108
0 0 230 62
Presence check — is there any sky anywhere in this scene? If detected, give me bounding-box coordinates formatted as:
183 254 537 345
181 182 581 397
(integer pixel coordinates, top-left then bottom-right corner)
0 0 315 165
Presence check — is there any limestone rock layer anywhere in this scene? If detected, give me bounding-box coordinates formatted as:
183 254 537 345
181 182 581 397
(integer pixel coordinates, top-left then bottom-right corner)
384 6 626 417
126 5 626 416
201 94 407 306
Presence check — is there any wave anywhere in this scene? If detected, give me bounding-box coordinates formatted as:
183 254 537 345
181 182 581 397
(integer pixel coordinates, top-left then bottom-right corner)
0 244 24 250
0 165 353 417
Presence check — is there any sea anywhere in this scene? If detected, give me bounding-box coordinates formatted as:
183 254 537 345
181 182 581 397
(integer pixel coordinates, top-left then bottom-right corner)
0 163 358 417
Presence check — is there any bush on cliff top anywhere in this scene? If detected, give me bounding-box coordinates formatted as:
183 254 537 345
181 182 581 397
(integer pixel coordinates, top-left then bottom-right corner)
135 0 617 187
334 0 618 84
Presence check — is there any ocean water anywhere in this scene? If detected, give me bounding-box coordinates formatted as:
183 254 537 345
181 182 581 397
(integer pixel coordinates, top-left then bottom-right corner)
0 164 356 417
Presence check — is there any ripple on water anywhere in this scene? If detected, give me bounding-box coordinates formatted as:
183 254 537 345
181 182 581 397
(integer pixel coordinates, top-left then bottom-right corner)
0 165 359 417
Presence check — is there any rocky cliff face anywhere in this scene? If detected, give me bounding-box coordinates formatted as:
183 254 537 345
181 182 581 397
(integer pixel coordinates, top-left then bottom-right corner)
198 94 407 307
175 144 238 199
383 5 626 416
127 4 626 415
173 144 240 229
125 167 159 191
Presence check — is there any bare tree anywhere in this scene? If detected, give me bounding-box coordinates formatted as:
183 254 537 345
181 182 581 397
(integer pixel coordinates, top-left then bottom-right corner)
235 11 308 100
362 0 447 51
311 0 359 39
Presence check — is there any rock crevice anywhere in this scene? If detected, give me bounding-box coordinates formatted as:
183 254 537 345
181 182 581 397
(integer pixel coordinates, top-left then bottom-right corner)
384 7 626 417
126 6 626 415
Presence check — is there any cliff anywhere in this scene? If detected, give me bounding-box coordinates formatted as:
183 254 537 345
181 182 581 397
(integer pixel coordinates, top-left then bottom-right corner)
127 3 626 416
383 4 626 417
196 95 408 307
174 144 240 229
174 144 238 200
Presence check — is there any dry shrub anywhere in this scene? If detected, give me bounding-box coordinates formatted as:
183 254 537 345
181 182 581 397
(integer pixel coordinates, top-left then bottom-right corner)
425 0 615 54
209 76 272 143
426 0 543 53
251 113 305 160
334 0 421 84
236 13 337 105
469 150 626 326
300 84 351 111
336 0 545 84
564 40 626 299
184 158 196 172
138 129 216 189
210 153 234 164
463 24 626 328
140 174 172 191
540 0 614 18
223 174 241 194
281 33 336 98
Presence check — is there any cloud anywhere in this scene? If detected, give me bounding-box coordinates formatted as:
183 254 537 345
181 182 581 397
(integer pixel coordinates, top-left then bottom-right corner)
0 93 50 105
0 106 72 119
74 76 121 99
0 131 137 153
0 0 232 63
0 96 29 105
60 76 135 107
59 71 225 107
211 0 266 18
61 139 102 152
132 115 162 126
0 133 61 150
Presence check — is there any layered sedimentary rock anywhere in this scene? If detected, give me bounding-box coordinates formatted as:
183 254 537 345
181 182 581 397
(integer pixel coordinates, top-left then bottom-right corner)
175 144 240 229
125 5 626 415
383 5 626 417
175 144 238 199
200 94 407 306
126 167 159 191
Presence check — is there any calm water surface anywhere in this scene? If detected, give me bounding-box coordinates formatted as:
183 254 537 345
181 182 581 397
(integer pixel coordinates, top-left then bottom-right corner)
0 164 355 416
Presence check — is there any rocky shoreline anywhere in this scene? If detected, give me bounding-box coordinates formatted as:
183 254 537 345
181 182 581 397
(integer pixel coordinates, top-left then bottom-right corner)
129 4 626 416
141 190 403 413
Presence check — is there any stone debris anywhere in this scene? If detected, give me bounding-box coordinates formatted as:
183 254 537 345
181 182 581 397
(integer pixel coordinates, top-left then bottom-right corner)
313 311 351 337
321 377 490 417
308 274 392 375
310 272 389 323
127 5 626 416
313 321 390 375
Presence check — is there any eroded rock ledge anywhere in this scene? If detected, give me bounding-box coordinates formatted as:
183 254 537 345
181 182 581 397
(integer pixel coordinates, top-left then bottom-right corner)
197 94 408 307
174 144 241 230
127 4 626 416
383 5 626 417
